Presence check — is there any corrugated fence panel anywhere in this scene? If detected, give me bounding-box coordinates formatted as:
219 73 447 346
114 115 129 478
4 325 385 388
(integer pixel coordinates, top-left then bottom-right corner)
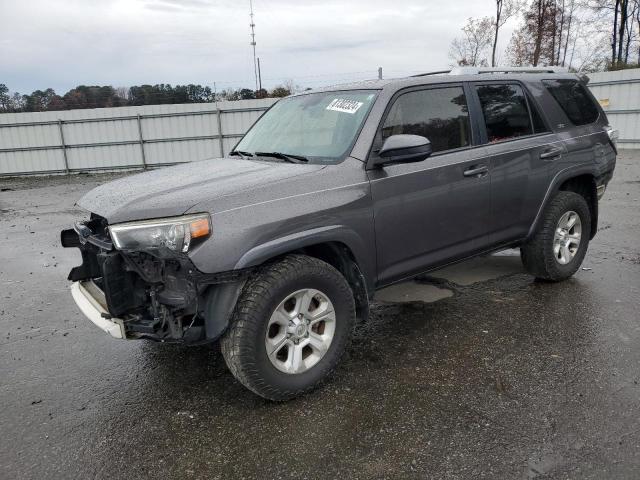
222 109 264 135
1 124 61 149
142 112 219 140
222 136 241 156
589 68 640 148
144 139 219 165
0 98 277 175
63 118 139 145
0 149 66 174
66 144 142 171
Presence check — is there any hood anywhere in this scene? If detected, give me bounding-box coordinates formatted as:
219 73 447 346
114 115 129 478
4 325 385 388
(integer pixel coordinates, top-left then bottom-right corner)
78 157 325 223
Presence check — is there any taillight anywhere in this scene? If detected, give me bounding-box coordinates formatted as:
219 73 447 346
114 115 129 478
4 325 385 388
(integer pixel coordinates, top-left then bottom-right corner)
605 125 618 144
605 125 618 153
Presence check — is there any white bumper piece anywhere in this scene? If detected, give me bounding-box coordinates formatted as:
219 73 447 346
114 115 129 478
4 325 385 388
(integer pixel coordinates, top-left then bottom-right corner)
71 280 126 339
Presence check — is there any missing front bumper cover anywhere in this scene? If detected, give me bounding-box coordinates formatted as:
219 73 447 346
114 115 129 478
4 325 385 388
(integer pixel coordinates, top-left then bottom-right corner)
71 280 126 339
64 218 252 343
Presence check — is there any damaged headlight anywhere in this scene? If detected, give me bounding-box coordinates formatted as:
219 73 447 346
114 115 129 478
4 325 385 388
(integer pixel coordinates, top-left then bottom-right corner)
109 213 211 253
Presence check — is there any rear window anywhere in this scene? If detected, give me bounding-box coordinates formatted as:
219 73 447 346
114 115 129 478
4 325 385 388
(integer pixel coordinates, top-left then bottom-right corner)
542 79 599 126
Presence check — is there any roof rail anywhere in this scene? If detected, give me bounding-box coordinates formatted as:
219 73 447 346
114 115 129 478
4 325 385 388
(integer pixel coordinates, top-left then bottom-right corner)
411 70 452 77
449 66 568 75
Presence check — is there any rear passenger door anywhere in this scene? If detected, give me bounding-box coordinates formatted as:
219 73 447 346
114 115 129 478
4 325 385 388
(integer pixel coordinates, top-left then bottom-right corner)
472 82 558 245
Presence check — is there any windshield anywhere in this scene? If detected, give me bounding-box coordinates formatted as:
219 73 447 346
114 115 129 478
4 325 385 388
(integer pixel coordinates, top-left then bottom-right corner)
234 90 378 164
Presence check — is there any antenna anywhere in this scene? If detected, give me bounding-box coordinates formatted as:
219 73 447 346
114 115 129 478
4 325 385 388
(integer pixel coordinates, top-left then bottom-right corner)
249 0 258 91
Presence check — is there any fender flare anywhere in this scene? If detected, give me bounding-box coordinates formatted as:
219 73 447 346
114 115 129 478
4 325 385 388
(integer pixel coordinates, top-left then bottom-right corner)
526 164 598 241
234 225 374 288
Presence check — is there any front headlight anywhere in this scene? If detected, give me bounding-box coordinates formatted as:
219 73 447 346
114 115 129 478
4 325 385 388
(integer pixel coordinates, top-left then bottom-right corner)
109 213 211 253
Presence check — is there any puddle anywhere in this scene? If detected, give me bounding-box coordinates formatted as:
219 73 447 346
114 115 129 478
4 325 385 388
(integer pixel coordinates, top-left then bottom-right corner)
374 282 453 304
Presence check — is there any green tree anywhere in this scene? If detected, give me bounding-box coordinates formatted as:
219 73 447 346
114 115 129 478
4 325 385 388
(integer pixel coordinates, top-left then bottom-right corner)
270 86 291 97
24 88 59 111
239 88 256 100
450 17 494 66
0 84 11 112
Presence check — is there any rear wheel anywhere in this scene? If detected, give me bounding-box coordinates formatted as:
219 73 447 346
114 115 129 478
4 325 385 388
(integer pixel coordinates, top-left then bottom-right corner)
521 191 591 281
220 254 355 401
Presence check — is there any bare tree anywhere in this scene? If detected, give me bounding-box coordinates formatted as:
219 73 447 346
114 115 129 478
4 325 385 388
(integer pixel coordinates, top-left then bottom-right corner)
450 17 494 67
636 0 640 62
508 0 560 66
587 0 638 68
114 86 129 103
624 0 637 62
561 0 578 66
491 0 521 66
282 79 301 94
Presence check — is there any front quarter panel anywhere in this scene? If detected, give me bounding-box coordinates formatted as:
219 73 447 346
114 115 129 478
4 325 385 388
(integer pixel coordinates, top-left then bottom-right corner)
187 157 376 289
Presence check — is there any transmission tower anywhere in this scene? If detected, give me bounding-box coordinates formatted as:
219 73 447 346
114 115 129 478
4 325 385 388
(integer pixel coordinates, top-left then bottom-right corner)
249 0 259 91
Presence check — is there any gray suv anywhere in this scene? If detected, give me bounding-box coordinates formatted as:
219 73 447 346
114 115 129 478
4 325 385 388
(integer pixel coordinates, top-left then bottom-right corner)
62 67 617 400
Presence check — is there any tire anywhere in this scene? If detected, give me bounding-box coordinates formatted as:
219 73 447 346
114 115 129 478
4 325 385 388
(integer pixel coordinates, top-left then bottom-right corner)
220 254 356 401
521 191 591 282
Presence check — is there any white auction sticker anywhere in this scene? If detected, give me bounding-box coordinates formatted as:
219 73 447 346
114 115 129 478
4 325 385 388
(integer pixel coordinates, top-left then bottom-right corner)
326 98 364 114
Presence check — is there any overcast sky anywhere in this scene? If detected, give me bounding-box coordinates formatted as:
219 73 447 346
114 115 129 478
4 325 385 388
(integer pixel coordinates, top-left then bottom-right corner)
0 0 517 94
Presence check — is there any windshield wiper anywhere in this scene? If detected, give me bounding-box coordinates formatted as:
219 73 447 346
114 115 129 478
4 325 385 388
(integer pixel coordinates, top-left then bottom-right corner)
229 150 255 159
254 151 309 163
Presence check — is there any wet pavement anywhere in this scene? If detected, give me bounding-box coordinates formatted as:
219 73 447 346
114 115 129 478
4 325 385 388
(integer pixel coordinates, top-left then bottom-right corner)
1 152 639 479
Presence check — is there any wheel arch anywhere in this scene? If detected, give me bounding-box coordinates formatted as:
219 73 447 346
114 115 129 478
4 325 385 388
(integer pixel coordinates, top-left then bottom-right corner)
235 226 373 323
557 174 597 239
527 167 598 241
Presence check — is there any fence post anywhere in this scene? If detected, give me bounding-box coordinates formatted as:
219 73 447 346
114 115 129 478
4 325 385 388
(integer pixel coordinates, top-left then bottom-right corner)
57 120 70 174
216 108 225 157
136 114 147 169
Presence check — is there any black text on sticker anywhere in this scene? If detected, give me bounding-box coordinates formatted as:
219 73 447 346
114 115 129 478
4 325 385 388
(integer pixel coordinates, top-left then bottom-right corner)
326 99 364 114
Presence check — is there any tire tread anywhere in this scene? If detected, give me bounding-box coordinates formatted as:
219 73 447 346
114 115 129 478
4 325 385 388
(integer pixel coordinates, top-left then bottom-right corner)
521 191 591 281
220 254 355 401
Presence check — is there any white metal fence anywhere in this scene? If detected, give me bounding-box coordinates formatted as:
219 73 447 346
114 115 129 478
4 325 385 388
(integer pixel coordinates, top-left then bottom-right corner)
0 98 277 176
1 70 638 176
588 68 640 149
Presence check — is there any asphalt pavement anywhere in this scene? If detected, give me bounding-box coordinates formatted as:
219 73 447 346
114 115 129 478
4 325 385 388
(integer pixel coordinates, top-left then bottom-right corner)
1 151 639 479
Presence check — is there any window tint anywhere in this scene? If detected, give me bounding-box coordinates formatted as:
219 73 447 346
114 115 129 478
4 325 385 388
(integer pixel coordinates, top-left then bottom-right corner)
476 84 533 143
543 79 599 126
381 87 471 153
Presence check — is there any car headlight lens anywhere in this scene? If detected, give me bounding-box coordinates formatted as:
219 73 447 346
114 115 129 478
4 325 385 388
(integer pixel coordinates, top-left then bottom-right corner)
109 213 211 253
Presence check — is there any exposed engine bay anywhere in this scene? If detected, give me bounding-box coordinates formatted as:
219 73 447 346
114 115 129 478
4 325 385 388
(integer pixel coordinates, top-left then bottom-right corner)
62 214 247 343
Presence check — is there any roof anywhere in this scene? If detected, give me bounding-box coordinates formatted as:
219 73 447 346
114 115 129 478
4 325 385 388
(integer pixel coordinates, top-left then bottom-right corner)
298 68 581 96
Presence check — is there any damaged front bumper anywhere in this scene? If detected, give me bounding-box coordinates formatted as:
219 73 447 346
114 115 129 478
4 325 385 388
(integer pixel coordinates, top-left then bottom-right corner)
62 215 249 344
71 280 126 339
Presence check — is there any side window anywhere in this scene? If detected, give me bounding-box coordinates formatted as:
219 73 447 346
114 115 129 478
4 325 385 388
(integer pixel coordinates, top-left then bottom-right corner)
542 79 599 126
381 86 471 153
476 84 533 143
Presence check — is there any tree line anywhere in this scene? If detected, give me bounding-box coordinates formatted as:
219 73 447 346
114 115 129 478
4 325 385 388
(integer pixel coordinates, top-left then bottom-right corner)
0 83 297 113
450 0 640 72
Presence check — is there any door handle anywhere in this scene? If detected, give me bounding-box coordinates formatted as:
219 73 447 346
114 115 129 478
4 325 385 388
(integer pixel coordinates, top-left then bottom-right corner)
540 147 563 160
463 165 489 178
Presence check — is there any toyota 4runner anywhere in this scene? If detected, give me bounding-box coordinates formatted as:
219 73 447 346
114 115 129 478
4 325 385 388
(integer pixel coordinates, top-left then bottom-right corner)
62 67 617 400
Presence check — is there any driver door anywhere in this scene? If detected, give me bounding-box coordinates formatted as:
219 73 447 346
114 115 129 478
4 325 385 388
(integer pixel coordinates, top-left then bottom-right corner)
367 84 492 285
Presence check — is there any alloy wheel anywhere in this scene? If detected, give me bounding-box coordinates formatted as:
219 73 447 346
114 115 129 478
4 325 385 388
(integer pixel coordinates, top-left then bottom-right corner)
265 288 336 374
553 210 582 265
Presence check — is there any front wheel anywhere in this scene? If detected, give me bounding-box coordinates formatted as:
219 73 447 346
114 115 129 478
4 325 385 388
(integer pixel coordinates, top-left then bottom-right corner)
220 254 355 401
521 191 591 281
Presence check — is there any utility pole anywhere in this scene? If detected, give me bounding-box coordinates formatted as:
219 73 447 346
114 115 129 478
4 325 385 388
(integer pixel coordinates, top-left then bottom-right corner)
257 57 263 91
249 0 258 91
378 67 383 80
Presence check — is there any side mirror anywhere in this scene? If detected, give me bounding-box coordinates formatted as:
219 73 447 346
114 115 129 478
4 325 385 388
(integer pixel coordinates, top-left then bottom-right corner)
374 134 433 167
